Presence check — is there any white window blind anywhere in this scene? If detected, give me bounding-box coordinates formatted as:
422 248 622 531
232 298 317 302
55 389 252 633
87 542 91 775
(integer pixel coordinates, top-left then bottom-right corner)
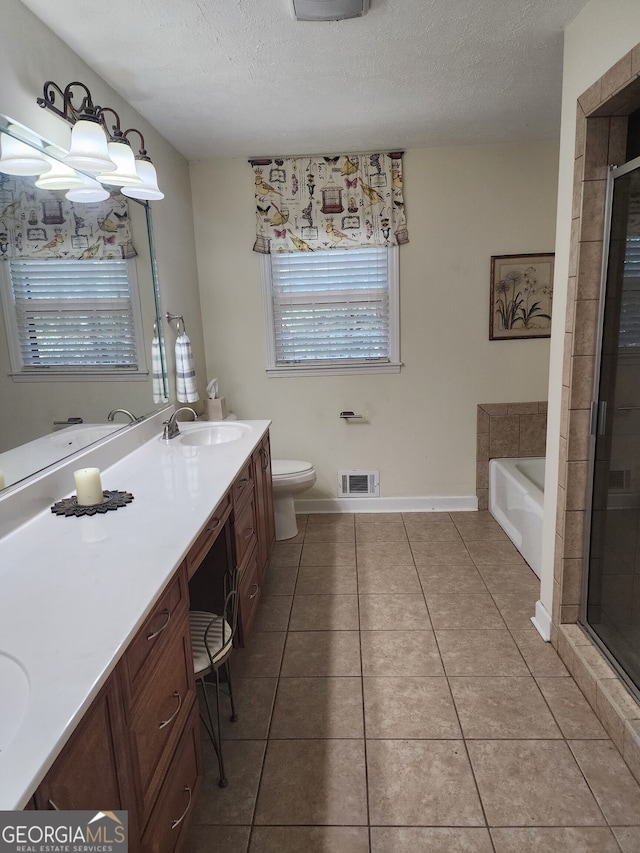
620 236 640 348
1 258 145 375
263 247 400 376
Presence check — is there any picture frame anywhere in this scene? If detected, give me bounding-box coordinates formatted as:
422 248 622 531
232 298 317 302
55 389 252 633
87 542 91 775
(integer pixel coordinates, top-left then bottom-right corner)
489 253 554 340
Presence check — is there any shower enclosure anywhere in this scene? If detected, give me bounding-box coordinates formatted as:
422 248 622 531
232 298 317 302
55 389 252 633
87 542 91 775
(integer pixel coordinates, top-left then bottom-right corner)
582 154 640 698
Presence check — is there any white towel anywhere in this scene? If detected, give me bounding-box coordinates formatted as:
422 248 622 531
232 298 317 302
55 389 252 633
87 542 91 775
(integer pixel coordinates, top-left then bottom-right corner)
151 336 167 404
175 333 199 403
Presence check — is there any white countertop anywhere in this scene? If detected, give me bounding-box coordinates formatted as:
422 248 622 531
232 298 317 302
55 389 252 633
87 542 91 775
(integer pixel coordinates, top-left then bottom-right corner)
0 417 270 809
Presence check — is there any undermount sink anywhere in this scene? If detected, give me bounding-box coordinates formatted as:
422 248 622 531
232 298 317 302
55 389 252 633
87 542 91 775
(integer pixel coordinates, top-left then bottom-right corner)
178 423 250 447
0 653 29 753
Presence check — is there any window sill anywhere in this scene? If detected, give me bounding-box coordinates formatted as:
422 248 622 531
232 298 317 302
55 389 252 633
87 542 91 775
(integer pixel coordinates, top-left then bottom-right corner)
266 362 402 378
9 370 149 383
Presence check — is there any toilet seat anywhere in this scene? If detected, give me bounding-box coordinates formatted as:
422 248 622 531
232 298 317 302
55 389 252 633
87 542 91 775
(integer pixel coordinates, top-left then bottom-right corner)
272 459 314 480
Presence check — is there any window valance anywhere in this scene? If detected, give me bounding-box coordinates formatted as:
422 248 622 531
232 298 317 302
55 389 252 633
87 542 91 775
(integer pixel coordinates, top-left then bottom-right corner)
251 152 408 254
0 176 136 261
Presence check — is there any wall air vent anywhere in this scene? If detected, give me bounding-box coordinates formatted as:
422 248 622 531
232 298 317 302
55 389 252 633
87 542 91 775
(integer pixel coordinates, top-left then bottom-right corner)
609 468 631 491
292 0 369 21
338 470 379 497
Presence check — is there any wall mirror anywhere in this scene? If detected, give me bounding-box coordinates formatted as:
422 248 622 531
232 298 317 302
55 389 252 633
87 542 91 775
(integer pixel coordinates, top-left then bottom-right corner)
0 114 168 492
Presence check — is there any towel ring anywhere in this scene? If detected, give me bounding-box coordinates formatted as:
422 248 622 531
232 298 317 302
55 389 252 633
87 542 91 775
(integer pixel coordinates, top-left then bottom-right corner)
166 312 186 335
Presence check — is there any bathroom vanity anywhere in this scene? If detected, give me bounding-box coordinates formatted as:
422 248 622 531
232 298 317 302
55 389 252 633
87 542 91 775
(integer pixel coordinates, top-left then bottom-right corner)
0 412 275 852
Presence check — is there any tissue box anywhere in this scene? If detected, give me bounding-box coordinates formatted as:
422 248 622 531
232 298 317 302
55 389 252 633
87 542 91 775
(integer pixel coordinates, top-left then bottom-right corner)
205 397 227 421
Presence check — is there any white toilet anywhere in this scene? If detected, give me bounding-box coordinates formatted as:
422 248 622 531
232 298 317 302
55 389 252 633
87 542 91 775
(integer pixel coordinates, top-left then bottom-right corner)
272 459 316 540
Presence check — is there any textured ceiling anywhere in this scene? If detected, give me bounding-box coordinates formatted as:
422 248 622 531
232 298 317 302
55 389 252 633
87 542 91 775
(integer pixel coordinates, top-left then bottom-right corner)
20 0 590 161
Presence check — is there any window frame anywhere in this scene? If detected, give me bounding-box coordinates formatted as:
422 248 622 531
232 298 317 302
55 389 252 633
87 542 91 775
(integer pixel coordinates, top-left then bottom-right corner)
0 257 148 382
260 245 401 377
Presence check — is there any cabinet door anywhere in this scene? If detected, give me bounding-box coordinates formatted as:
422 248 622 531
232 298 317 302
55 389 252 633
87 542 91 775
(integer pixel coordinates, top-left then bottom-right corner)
34 675 133 813
253 434 275 581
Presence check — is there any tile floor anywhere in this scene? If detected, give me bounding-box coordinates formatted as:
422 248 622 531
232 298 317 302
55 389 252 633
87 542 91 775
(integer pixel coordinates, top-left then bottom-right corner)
187 512 640 853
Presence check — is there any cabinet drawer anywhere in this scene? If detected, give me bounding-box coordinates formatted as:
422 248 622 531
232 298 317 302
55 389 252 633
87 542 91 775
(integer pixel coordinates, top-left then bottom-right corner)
130 620 196 823
238 543 261 645
186 493 232 579
123 566 188 706
232 461 254 507
140 703 202 853
234 492 257 571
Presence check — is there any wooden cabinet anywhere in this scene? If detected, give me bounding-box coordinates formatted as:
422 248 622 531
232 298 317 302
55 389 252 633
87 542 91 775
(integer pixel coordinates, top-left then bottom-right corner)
34 674 134 817
32 428 275 851
124 565 197 831
35 565 199 853
253 432 275 583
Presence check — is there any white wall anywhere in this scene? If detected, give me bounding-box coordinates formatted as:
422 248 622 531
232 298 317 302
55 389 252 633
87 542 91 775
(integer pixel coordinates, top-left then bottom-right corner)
540 0 640 617
0 0 205 449
191 142 558 503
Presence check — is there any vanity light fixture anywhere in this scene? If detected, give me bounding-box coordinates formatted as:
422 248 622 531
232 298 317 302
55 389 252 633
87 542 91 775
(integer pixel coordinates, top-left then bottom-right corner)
34 147 85 191
37 80 164 200
65 172 111 203
0 126 51 176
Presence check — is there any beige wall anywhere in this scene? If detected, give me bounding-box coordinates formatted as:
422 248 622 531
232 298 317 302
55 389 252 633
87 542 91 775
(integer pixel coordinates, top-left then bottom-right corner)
0 0 205 451
191 142 558 503
540 0 640 618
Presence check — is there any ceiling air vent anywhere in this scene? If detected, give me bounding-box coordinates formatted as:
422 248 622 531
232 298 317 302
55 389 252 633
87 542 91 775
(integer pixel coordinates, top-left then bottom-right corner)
338 470 379 497
292 0 369 21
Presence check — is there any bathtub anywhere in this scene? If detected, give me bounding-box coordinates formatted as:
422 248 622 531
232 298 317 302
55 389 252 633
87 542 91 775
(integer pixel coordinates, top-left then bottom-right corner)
489 457 545 578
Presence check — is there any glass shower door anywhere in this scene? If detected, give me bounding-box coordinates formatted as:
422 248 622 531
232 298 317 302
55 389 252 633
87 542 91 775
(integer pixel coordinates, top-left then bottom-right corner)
584 157 640 695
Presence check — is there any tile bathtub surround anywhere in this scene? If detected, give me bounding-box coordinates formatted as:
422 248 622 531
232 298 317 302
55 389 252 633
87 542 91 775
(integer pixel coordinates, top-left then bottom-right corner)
187 512 640 853
476 402 547 510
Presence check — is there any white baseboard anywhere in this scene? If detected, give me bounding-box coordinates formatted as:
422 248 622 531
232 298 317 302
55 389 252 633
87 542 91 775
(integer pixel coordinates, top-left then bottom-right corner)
295 495 479 514
531 599 552 641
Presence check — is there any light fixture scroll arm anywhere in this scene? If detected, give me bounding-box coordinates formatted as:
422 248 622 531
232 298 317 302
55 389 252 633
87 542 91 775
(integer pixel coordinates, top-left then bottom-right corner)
122 127 148 158
97 106 124 141
37 80 95 124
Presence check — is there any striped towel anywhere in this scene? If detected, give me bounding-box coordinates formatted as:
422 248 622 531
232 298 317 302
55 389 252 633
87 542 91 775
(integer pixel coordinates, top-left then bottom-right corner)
151 336 167 404
175 333 199 403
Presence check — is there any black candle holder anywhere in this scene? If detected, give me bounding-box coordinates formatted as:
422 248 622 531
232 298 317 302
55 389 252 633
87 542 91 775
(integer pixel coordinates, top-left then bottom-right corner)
51 490 134 517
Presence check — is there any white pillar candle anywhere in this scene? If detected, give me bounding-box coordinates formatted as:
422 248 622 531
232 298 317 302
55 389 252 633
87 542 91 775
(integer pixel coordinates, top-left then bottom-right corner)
74 467 104 506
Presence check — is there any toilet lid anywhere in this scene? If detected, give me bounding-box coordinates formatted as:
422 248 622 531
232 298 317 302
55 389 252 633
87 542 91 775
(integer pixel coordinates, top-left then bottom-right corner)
272 459 314 477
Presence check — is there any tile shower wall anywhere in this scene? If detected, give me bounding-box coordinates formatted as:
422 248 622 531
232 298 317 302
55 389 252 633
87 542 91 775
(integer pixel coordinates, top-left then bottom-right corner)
476 402 548 510
554 45 640 786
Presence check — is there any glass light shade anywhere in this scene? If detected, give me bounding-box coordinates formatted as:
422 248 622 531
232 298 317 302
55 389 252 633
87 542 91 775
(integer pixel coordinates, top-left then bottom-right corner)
65 173 110 203
63 118 116 175
96 139 143 187
0 133 52 176
122 159 164 200
35 152 84 190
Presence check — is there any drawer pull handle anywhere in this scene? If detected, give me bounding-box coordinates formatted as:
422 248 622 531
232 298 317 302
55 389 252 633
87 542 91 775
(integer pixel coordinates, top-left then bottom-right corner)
260 447 269 470
243 527 255 540
248 582 259 600
159 691 183 730
171 786 192 830
147 608 171 641
237 477 249 490
48 800 60 811
207 516 220 532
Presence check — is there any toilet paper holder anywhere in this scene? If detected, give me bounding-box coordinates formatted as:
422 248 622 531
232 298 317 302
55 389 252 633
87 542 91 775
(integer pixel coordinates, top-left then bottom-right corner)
340 410 363 420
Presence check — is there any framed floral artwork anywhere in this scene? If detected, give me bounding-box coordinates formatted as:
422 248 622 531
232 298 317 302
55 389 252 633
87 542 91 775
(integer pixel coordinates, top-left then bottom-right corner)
489 253 554 340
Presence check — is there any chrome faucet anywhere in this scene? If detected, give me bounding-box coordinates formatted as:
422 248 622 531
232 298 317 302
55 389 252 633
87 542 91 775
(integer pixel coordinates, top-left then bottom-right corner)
107 409 137 423
162 406 198 440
